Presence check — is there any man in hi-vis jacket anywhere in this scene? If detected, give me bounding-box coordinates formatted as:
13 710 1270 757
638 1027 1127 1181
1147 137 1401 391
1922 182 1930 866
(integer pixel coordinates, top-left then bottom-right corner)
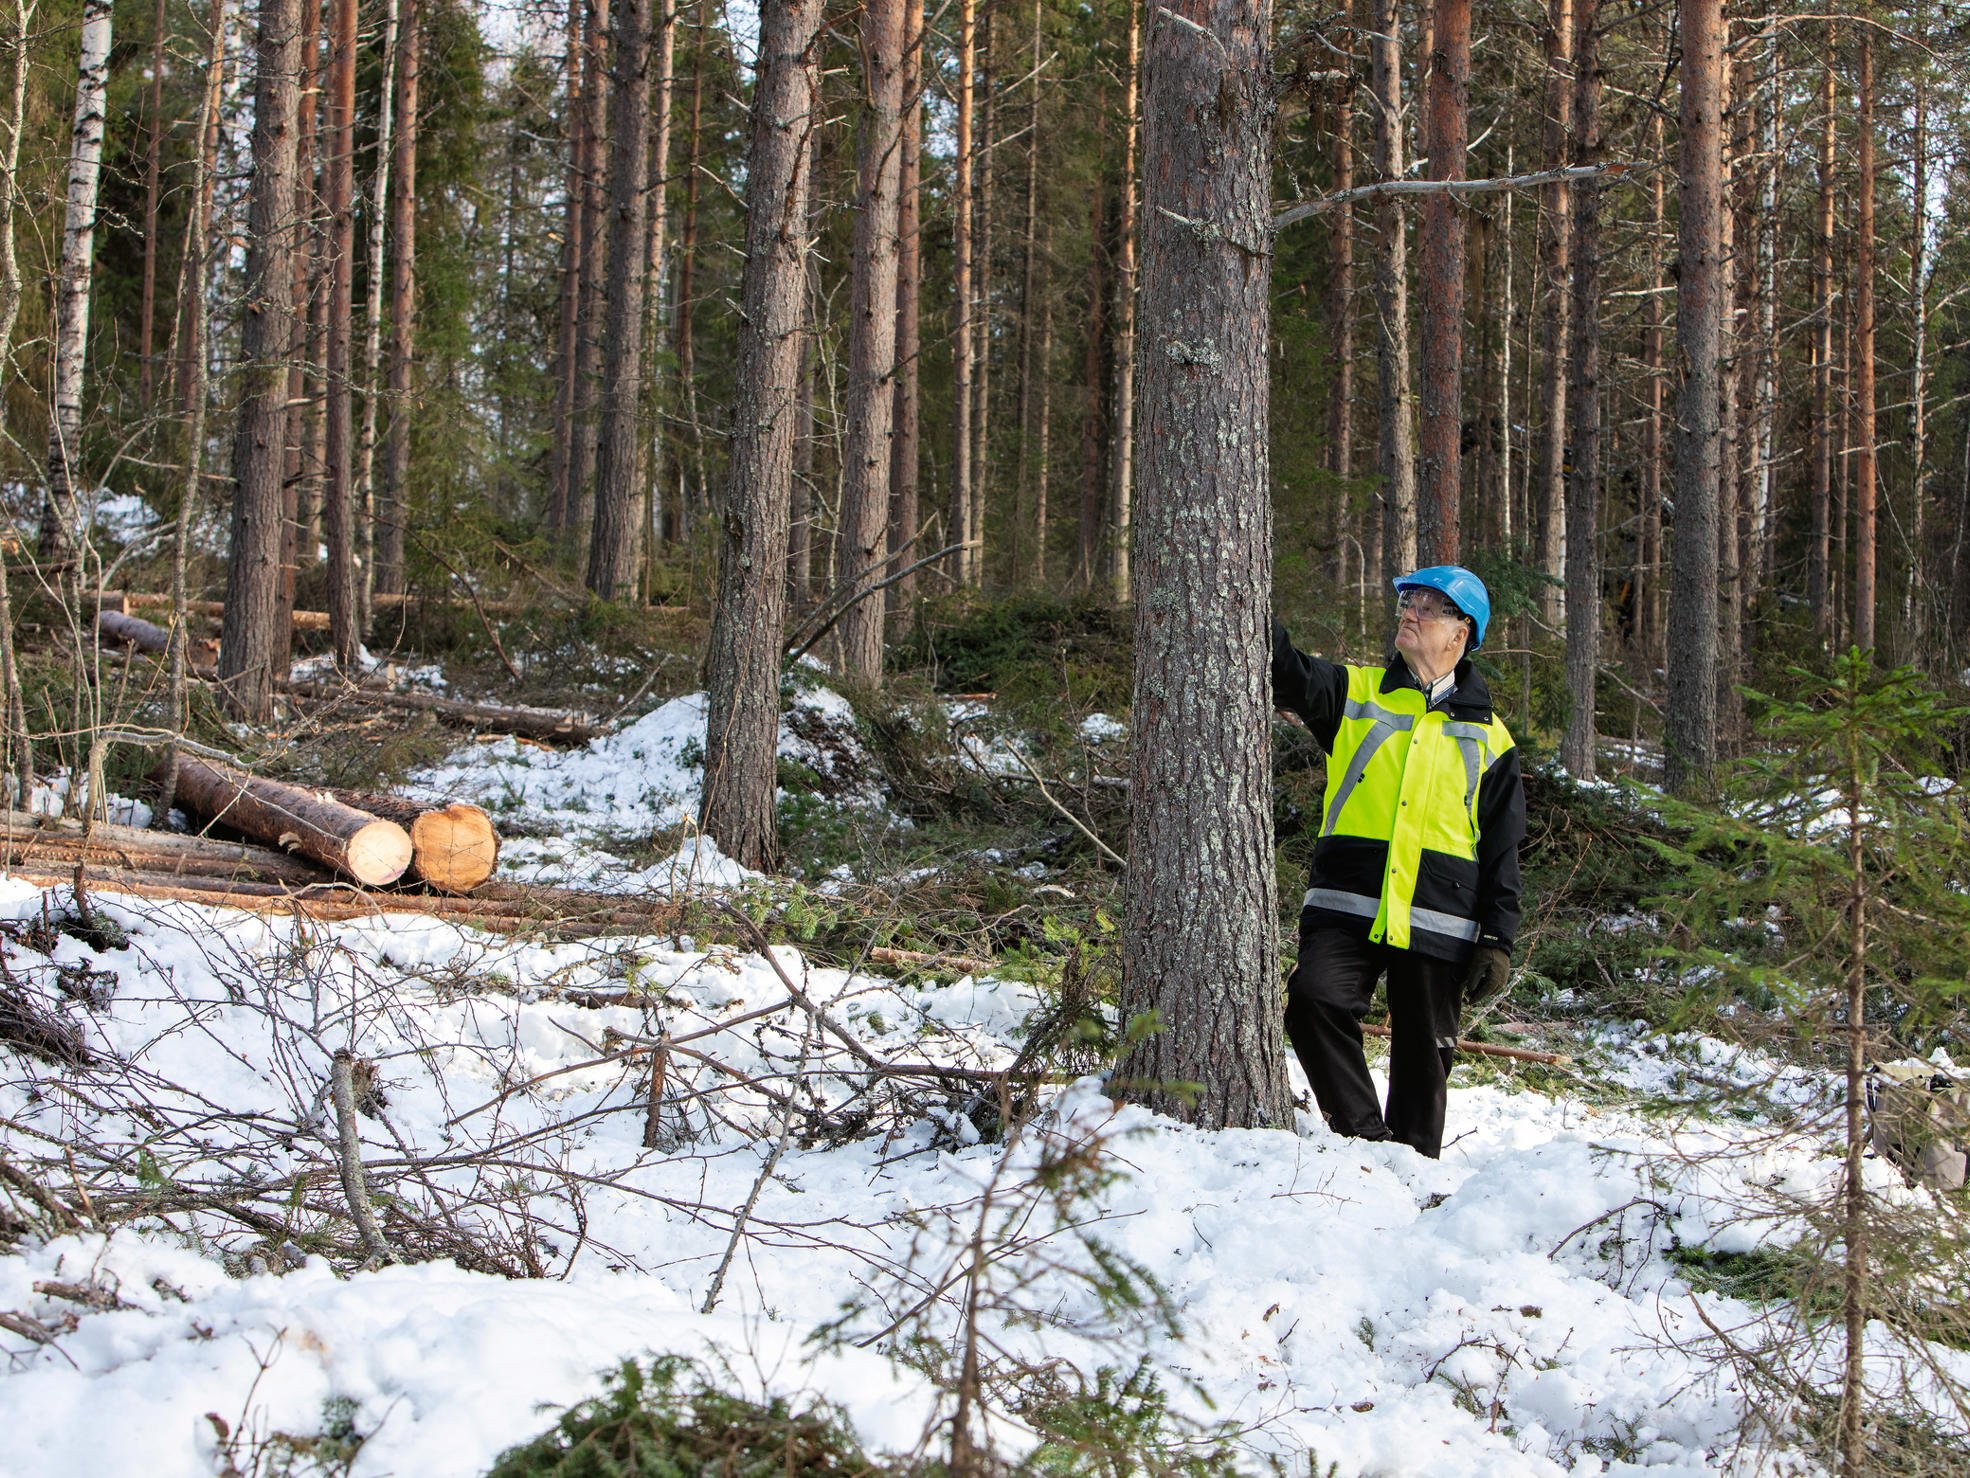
1271 565 1526 1158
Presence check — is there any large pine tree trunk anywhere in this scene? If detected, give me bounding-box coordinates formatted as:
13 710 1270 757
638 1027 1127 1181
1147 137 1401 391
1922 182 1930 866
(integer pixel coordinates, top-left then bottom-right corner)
376 0 419 595
1559 0 1599 780
1116 0 1289 1132
1367 0 1414 583
1414 0 1468 563
1852 32 1877 653
219 0 307 722
1531 0 1570 622
832 0 905 681
698 0 820 871
888 0 923 613
584 0 658 599
1664 0 1723 793
1810 34 1835 645
39 0 113 561
1715 49 1741 737
323 0 360 667
1107 0 1140 601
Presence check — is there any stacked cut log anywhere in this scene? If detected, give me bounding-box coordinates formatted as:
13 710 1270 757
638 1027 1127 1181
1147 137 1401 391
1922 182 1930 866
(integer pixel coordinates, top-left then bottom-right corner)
329 789 500 893
95 609 219 668
162 754 415 887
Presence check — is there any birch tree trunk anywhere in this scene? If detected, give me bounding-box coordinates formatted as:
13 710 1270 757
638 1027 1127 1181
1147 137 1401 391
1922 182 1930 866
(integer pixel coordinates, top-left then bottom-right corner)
1559 0 1599 780
832 0 904 681
39 0 113 562
1107 0 1140 602
699 0 820 871
219 0 307 721
1367 0 1414 583
1664 0 1723 793
1531 0 1570 622
1414 0 1468 563
584 0 658 599
1116 0 1289 1132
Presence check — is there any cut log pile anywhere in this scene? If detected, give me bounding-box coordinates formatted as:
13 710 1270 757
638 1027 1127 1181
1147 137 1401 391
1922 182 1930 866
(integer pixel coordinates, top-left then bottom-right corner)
162 755 416 886
328 789 500 892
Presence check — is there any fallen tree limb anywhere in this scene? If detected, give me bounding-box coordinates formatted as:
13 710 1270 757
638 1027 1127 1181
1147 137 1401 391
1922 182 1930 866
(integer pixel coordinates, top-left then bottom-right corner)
1360 1021 1571 1066
163 755 413 886
94 609 220 668
866 945 1000 977
282 677 601 744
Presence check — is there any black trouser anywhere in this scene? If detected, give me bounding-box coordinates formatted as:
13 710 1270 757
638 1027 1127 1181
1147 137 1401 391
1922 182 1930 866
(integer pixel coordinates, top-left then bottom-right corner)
1284 922 1465 1158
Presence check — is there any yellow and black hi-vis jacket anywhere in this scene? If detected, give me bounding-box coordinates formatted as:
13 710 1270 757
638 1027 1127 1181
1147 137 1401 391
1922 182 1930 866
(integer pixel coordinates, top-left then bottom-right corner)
1272 619 1526 963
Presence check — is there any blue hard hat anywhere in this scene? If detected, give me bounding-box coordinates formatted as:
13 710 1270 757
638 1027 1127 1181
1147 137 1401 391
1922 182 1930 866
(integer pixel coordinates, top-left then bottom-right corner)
1393 565 1491 650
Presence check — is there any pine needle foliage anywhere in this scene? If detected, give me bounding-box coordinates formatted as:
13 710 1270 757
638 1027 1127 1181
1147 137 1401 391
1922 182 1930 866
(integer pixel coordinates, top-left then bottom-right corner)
485 1356 883 1478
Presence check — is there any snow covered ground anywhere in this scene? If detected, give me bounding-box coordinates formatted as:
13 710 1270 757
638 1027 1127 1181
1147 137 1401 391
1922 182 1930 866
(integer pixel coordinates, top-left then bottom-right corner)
0 696 1962 1475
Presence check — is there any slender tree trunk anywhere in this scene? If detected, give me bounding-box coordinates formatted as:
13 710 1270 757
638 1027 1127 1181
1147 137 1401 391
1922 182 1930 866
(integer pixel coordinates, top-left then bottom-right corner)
1414 0 1468 563
1664 0 1723 793
1367 0 1414 583
1531 0 1570 621
138 0 167 410
668 2 707 527
1035 265 1053 584
638 0 676 598
1639 109 1664 665
1559 0 1599 780
357 0 401 625
833 0 905 680
1117 0 1290 1132
39 0 114 561
1716 48 1741 739
888 0 924 613
951 0 976 585
585 0 659 598
972 28 997 581
568 0 613 552
1810 33 1835 644
1327 71 1355 584
1904 62 1929 653
1107 0 1140 601
1750 56 1777 612
376 0 419 596
1840 740 1870 1477
547 0 586 534
323 0 359 667
278 0 322 666
789 121 818 598
699 0 820 871
1853 33 1876 653
1837 262 1851 644
1076 100 1107 589
219 0 307 722
1015 0 1046 584
0 0 40 797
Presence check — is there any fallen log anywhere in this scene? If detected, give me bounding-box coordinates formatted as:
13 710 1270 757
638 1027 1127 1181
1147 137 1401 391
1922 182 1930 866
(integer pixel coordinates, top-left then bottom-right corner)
866 945 999 977
1360 1021 1571 1067
328 790 500 893
164 755 413 887
0 811 329 888
98 591 329 632
282 677 601 745
94 608 220 667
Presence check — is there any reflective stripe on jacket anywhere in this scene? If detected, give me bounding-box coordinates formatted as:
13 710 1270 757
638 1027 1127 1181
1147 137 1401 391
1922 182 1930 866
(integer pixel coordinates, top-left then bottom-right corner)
1273 620 1526 963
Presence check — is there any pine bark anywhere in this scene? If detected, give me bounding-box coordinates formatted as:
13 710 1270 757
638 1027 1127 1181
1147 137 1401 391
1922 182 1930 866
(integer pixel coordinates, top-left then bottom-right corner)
699 0 820 871
1810 35 1835 643
1531 0 1571 621
376 0 419 595
356 0 402 623
1367 0 1414 583
567 0 613 551
1015 0 1046 584
833 0 905 681
1327 71 1355 583
219 0 307 722
950 0 977 585
585 0 659 599
667 5 708 528
547 0 587 535
1559 0 1599 780
1116 0 1289 1131
1638 110 1664 664
1664 0 1723 793
1075 98 1107 589
323 0 360 667
1414 0 1468 563
888 0 924 612
39 0 114 561
1852 33 1877 653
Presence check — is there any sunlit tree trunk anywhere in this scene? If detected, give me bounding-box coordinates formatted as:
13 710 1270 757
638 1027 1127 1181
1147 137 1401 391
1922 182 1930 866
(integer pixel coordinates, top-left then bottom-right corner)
1367 0 1414 583
1810 33 1835 645
323 0 360 667
1852 32 1876 653
1531 0 1570 621
950 0 976 585
376 0 419 595
888 0 924 613
1559 0 1599 779
1107 0 1140 601
1414 0 1468 563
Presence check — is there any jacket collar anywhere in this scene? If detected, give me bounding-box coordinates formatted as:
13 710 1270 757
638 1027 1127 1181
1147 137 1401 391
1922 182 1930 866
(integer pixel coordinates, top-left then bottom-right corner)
1380 653 1496 722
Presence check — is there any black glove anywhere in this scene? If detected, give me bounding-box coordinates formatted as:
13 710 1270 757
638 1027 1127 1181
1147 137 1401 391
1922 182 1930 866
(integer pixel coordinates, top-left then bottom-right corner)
1461 945 1512 1007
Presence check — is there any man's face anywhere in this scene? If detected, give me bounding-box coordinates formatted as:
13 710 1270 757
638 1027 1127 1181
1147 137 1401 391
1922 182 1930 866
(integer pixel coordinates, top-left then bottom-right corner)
1393 587 1471 674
